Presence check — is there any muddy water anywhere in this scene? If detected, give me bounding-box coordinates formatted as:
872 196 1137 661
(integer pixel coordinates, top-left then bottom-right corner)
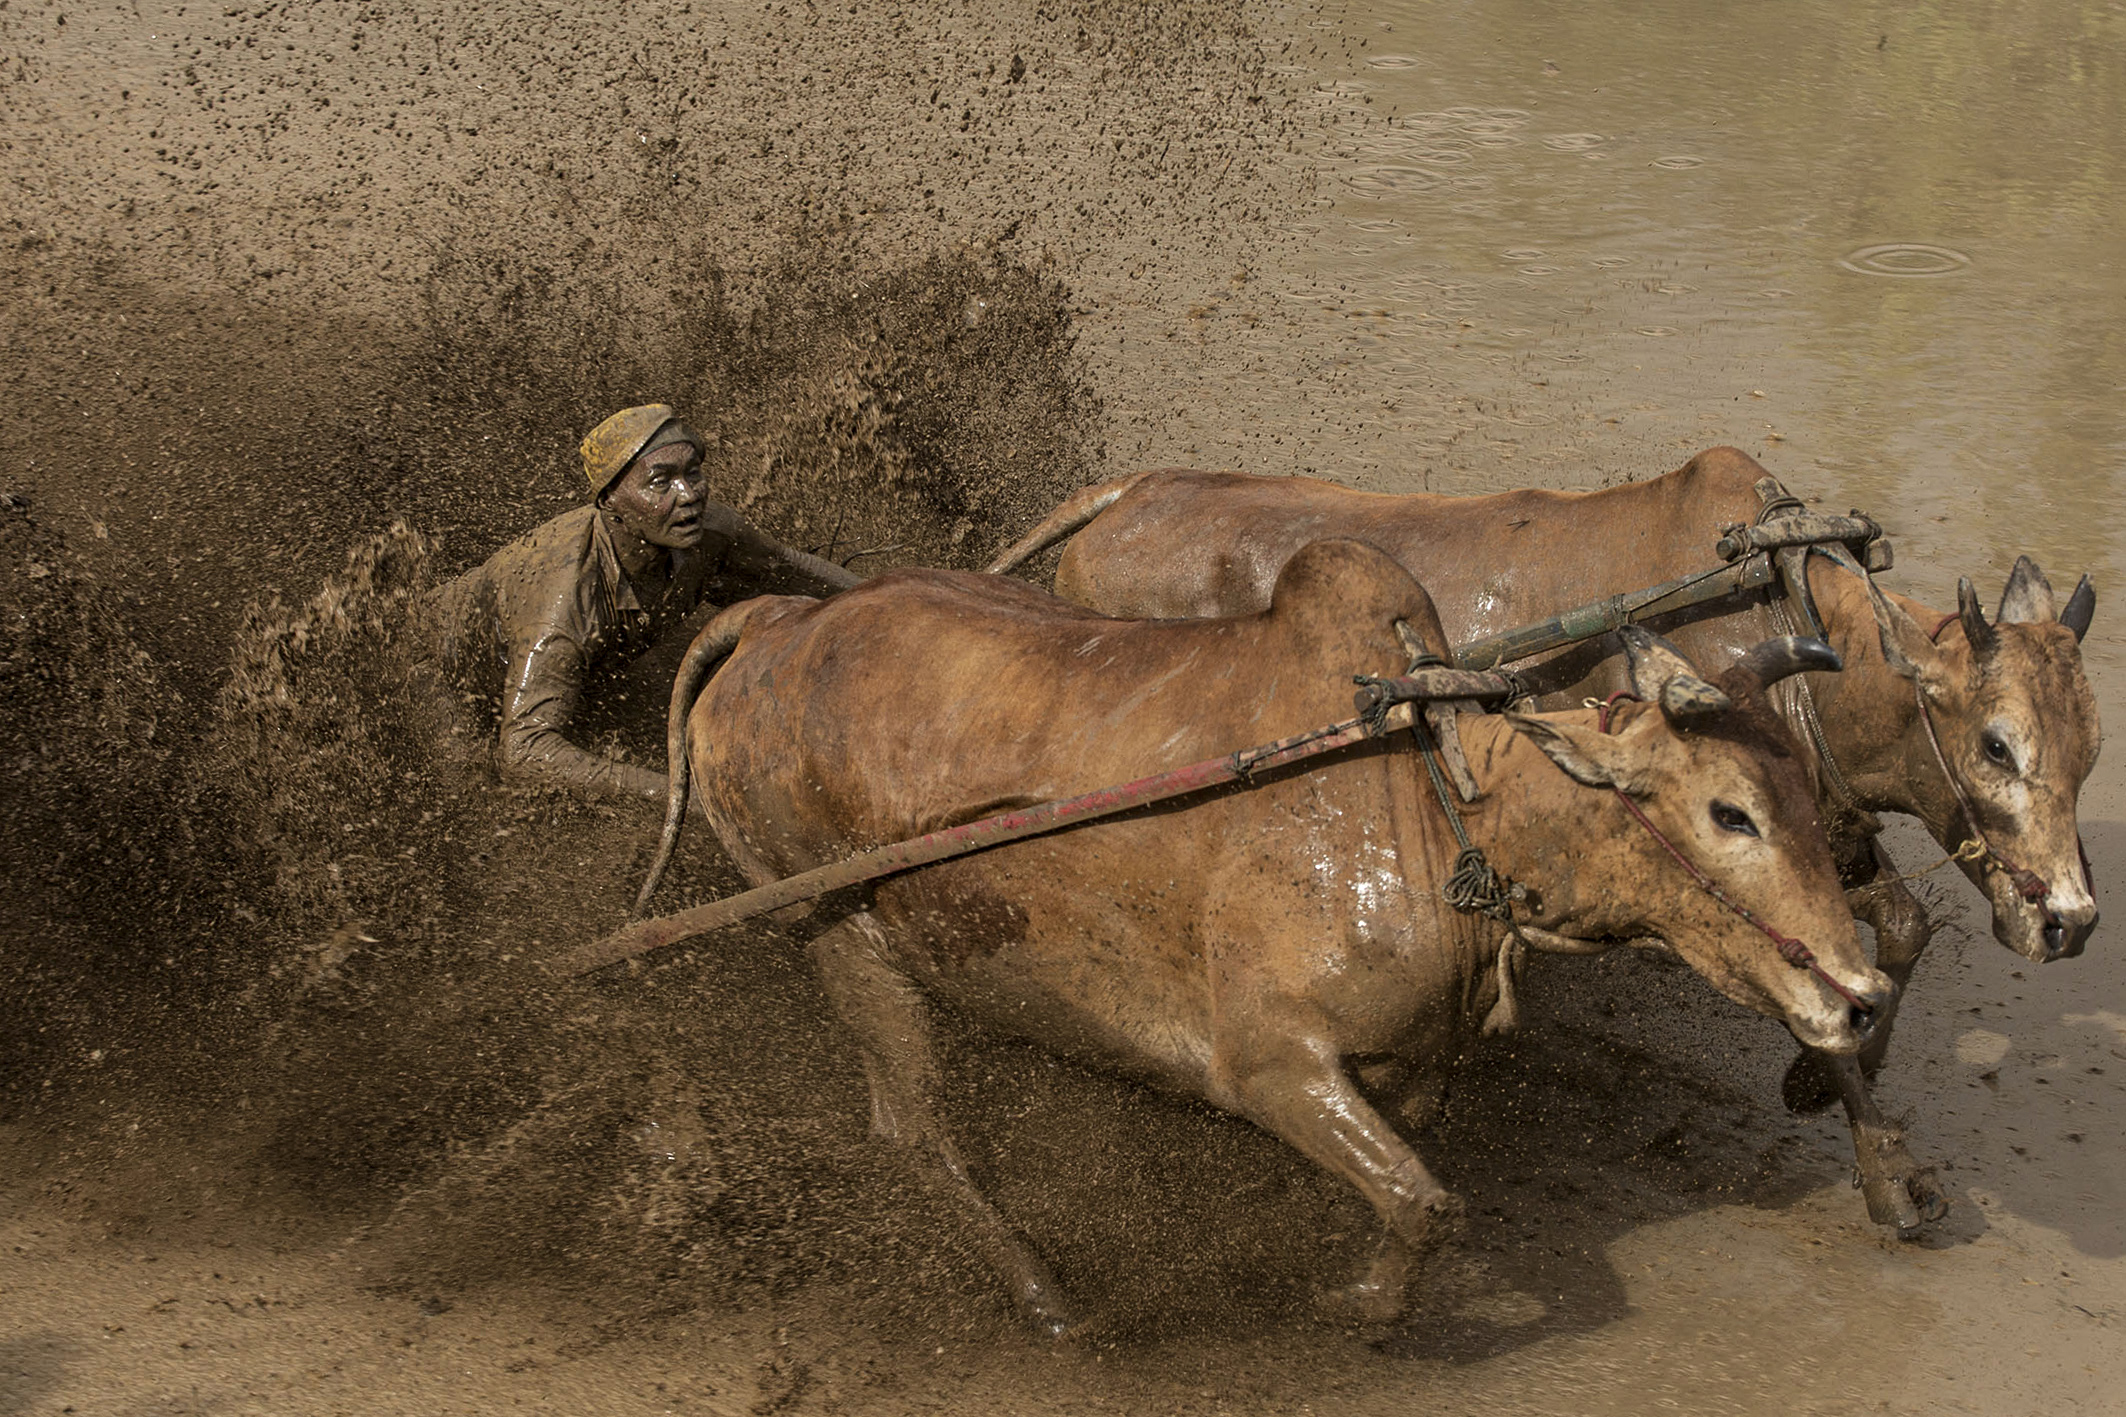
1277 2 2126 601
5 0 2126 1413
1254 1 2126 1411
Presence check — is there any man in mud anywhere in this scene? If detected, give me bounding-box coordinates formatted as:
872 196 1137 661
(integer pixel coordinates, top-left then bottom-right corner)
423 403 860 800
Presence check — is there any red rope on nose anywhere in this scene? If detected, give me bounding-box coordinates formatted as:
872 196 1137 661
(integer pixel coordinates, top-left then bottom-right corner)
1597 693 1873 1013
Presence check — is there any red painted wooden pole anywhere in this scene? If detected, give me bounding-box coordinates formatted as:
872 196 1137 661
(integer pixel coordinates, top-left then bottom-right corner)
560 710 1394 977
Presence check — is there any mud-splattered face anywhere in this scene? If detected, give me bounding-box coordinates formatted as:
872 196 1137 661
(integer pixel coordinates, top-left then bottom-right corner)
1927 619 2101 962
1508 631 1893 1054
1867 560 2103 963
601 441 708 549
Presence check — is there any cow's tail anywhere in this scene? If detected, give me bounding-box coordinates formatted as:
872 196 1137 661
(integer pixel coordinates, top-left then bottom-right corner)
982 470 1160 576
633 601 761 920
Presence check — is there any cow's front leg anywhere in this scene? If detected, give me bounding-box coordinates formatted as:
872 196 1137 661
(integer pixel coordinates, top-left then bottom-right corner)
1826 1051 1948 1233
1853 835 1932 1075
1785 836 1933 1113
1217 1034 1459 1324
810 914 1084 1341
1353 1058 1449 1137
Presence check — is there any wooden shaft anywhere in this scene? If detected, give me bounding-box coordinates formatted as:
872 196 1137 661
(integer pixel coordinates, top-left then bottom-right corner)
1454 556 1772 671
558 702 1416 977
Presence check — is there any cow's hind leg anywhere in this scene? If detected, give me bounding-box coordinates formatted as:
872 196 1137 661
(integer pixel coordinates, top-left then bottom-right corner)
1785 836 1933 1114
1219 1034 1460 1325
810 913 1083 1340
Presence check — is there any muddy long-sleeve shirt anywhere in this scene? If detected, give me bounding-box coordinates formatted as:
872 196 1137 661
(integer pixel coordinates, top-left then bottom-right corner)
428 502 859 800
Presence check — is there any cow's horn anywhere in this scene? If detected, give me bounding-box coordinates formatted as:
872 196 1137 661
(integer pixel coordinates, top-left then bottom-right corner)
1660 674 1732 723
2059 574 2095 642
1734 635 1843 690
1958 577 1998 656
1997 555 2056 625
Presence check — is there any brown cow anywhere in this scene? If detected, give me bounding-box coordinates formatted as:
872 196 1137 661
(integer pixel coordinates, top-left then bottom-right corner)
650 538 1889 1336
983 447 2102 1232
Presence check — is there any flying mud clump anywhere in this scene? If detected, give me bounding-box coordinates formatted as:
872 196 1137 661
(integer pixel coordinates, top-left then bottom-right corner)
210 520 451 950
0 495 200 1100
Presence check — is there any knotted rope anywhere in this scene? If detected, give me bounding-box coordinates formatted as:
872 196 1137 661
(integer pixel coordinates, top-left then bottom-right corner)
1359 656 1520 921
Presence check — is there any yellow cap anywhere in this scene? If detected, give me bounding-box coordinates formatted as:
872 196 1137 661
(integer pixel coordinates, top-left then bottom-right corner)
580 404 679 497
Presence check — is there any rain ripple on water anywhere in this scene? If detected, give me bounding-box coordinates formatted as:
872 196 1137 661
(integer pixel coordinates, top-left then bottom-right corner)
1365 54 1423 69
1837 243 1972 278
1345 166 1445 196
1650 155 1705 169
1543 132 1608 152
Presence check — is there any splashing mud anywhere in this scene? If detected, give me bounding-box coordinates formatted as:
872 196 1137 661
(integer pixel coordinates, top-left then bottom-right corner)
212 521 444 934
0 233 1117 1349
0 498 198 1096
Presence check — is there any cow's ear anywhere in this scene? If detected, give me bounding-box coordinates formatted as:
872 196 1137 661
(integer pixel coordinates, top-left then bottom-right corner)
1861 574 1945 686
1621 626 1696 697
1506 712 1654 796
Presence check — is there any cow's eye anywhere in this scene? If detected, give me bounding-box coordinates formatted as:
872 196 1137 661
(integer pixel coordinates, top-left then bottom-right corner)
1981 732 2015 770
1712 802 1759 837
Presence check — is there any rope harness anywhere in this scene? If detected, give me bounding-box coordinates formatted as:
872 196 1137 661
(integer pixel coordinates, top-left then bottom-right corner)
1368 653 1522 921
1751 494 1874 821
1595 692 1873 1014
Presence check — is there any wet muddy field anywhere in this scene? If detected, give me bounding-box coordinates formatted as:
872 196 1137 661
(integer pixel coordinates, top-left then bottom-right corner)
4 1 2124 1413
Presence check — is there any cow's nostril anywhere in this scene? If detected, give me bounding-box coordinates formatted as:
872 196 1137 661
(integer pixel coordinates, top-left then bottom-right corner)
2049 910 2095 961
1848 1001 1877 1036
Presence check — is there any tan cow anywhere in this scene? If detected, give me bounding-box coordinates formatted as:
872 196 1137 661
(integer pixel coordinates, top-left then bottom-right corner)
650 538 1889 1336
986 448 2101 1231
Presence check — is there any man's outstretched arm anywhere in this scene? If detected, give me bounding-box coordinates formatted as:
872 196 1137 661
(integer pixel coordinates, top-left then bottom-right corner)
497 632 667 801
713 509 863 598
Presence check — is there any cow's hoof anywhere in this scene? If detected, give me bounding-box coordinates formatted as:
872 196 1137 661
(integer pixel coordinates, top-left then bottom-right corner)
1851 1121 1940 1234
1906 1170 1951 1228
1026 1309 1098 1345
1857 1165 1925 1233
1780 1048 1840 1115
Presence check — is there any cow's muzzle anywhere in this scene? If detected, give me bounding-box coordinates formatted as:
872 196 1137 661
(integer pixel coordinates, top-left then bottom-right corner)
1836 975 1895 1047
2041 904 2098 962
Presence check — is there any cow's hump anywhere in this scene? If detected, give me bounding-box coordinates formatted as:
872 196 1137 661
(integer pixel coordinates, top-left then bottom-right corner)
1268 538 1449 660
